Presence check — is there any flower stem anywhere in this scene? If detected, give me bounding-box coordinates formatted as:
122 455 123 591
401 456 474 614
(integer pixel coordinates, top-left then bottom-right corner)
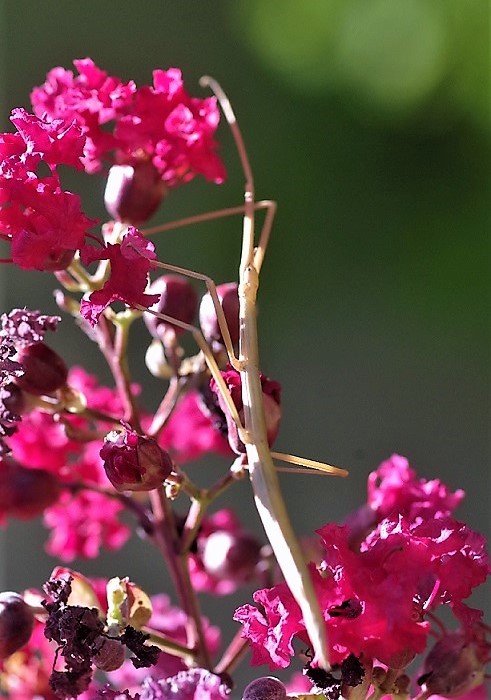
149 487 212 669
214 628 249 675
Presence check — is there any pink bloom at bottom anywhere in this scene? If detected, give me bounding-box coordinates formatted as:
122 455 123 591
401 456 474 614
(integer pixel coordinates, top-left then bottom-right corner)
43 489 130 560
138 668 231 700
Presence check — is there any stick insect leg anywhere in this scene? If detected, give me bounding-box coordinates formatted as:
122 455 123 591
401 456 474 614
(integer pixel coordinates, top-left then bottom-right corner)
143 199 277 366
135 304 249 446
142 200 275 241
151 258 243 372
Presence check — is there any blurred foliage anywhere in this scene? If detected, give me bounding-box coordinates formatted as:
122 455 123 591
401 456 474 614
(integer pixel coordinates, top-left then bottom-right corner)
231 0 488 130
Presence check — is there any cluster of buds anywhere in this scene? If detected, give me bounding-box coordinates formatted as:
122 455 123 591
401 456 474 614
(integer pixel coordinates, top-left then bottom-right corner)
0 57 488 700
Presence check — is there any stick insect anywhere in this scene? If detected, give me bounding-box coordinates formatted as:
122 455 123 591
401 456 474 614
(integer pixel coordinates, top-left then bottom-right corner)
138 77 348 671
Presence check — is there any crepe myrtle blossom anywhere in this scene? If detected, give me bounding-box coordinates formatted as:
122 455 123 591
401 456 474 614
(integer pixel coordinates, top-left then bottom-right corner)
31 59 226 224
0 110 96 271
103 667 231 700
43 489 130 562
234 461 490 673
80 227 160 326
345 453 466 546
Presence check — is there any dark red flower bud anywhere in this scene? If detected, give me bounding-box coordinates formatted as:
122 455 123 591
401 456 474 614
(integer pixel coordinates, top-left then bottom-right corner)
144 275 198 338
418 631 485 698
210 368 282 454
0 457 61 521
14 342 68 395
104 161 167 225
100 425 173 492
0 592 34 659
93 637 126 672
199 282 240 349
201 530 262 583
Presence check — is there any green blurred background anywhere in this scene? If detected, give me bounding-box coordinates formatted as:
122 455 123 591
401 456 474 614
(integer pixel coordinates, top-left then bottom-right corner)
0 0 489 684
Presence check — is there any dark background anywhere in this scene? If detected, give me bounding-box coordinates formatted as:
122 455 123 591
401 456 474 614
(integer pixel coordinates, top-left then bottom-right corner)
0 0 489 687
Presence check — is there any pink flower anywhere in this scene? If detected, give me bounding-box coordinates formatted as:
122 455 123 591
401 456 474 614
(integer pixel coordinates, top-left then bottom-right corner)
409 516 491 606
43 489 130 560
0 109 95 271
32 59 226 186
234 510 490 671
114 69 226 187
345 453 465 547
8 409 77 475
31 58 135 173
0 176 95 271
368 454 465 522
10 108 86 171
80 227 160 325
158 390 231 463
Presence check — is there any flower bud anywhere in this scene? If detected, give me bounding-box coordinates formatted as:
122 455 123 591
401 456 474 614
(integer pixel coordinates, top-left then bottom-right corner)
93 637 126 672
0 457 61 520
100 425 173 492
242 677 286 700
418 631 485 698
144 275 198 338
210 368 281 454
199 282 240 349
104 161 167 225
14 342 68 395
201 530 262 583
0 592 34 659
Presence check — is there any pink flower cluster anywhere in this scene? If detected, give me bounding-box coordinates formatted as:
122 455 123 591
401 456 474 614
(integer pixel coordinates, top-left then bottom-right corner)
234 455 490 676
5 367 132 560
31 59 226 187
80 226 160 326
0 109 95 271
